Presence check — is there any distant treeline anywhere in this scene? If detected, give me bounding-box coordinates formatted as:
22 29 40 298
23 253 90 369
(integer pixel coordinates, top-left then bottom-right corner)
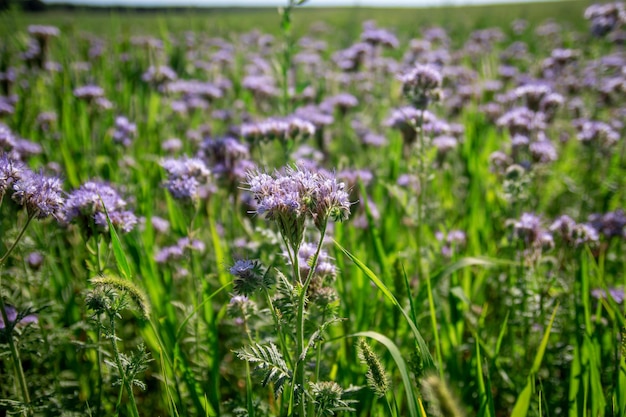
1 0 273 12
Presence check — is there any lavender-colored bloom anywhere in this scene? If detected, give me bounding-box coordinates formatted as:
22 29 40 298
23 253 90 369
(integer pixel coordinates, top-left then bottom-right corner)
229 259 270 296
294 105 334 128
294 242 337 281
64 181 137 234
36 111 57 131
550 215 577 239
161 138 183 153
0 153 25 198
497 107 546 136
246 165 350 245
165 80 223 101
73 85 104 101
320 93 359 115
361 27 399 49
155 236 206 264
240 117 315 143
591 287 625 304
0 305 38 330
584 2 626 36
112 116 137 147
573 119 620 147
28 25 60 39
514 212 553 248
200 137 254 186
530 140 557 163
161 156 212 201
398 64 443 109
241 75 278 98
0 97 14 116
142 65 178 85
589 210 626 239
12 170 64 220
514 84 552 111
432 135 457 154
27 251 44 270
151 216 170 234
572 223 600 246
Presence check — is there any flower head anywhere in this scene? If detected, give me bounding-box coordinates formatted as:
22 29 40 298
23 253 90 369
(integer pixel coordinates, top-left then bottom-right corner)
64 181 137 235
398 64 443 109
12 170 64 220
245 166 351 248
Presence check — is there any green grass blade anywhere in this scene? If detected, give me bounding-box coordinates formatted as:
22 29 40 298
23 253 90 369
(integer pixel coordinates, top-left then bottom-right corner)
511 303 559 417
101 198 133 280
335 240 436 372
353 331 419 417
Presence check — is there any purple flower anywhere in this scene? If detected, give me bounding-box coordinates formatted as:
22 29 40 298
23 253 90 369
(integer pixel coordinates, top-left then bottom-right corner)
73 85 105 101
0 305 38 330
513 213 553 249
112 116 137 147
0 153 25 198
591 286 625 304
12 170 64 220
529 140 557 163
361 26 399 48
229 259 271 296
27 25 60 39
573 119 620 147
240 117 315 143
155 236 206 264
398 64 443 109
142 65 177 85
161 156 212 201
64 181 137 234
246 165 351 247
589 210 626 239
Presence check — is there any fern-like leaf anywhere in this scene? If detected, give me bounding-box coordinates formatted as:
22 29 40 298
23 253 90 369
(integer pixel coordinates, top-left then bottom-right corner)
236 342 292 398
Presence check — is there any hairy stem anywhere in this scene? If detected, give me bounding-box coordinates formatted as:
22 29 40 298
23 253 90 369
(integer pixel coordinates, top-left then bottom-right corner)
109 313 140 417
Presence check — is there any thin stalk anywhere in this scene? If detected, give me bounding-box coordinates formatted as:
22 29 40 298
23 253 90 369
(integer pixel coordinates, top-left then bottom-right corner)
0 213 35 266
0 295 31 417
109 313 141 417
263 288 293 367
294 220 328 417
96 319 104 417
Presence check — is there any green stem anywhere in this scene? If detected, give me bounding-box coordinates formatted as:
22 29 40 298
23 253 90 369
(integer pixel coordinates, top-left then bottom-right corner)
294 220 328 417
0 295 31 417
109 313 140 417
0 213 35 266
263 288 293 367
96 320 103 417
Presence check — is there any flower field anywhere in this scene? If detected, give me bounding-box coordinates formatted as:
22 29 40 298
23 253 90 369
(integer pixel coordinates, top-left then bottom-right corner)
0 1 625 416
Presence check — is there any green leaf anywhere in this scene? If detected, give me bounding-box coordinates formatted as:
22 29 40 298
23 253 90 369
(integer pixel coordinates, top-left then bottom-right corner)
511 303 559 417
334 240 436 372
101 197 132 280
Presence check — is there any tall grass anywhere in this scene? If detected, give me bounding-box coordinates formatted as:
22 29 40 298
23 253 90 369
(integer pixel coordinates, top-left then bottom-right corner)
0 1 624 416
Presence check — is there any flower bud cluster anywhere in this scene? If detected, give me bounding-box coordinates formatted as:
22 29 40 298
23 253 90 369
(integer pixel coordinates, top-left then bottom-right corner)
246 166 351 249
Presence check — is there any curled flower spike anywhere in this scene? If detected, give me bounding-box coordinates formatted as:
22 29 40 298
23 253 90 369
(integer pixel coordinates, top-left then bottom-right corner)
229 259 273 296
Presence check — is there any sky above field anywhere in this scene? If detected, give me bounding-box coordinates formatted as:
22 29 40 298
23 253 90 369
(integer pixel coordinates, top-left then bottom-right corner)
44 0 551 7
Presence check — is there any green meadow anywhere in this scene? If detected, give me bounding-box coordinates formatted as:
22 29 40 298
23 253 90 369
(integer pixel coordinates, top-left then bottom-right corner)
0 1 624 416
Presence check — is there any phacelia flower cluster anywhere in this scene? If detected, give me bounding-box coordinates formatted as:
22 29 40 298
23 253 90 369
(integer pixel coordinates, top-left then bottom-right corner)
398 64 443 109
161 156 212 201
63 181 137 234
1 153 64 221
240 117 315 144
246 166 351 248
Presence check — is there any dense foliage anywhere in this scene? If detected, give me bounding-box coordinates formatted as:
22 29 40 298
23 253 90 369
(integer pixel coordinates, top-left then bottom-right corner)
0 1 625 416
